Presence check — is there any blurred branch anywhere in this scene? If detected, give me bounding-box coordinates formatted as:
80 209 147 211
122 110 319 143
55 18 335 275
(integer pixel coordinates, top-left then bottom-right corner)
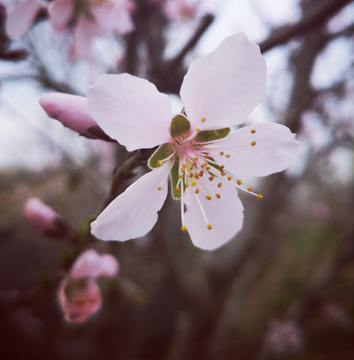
259 0 353 52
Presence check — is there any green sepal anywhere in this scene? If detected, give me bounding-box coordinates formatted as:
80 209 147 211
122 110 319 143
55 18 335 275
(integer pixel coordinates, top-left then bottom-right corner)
148 143 174 169
170 114 190 138
195 127 230 142
170 160 181 199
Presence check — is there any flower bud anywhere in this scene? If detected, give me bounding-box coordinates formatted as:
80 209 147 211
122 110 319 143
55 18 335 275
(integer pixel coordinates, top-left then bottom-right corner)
58 277 102 323
24 198 72 237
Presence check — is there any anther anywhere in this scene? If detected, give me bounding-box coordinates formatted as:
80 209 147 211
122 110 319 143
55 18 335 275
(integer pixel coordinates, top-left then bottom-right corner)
251 141 256 146
199 171 204 177
157 186 162 190
195 126 201 132
205 166 210 171
225 154 230 158
192 161 196 166
209 176 214 181
220 171 225 176
204 154 209 159
157 160 163 166
247 186 252 191
201 117 206 122
189 173 194 178
227 176 231 181
257 194 263 200
237 179 242 185
185 183 189 187
181 226 187 232
220 151 224 155
207 224 212 230
195 189 199 194
217 183 222 188
193 156 198 160
216 194 220 199
176 187 181 193
178 174 183 178
194 173 200 180
206 194 212 200
250 128 256 134
220 165 225 169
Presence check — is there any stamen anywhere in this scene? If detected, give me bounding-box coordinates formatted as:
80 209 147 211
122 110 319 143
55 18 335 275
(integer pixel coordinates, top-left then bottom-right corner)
195 189 199 194
250 128 256 133
207 224 212 230
181 226 187 232
225 154 230 158
195 126 201 132
157 160 163 166
227 176 231 181
216 194 220 199
237 179 242 185
247 186 252 191
220 171 225 176
193 156 198 160
206 194 212 200
201 117 206 122
157 186 162 191
199 171 204 177
176 187 181 193
257 194 263 199
209 176 214 181
220 165 225 169
220 151 224 155
251 141 256 146
217 183 222 188
194 173 200 180
205 166 211 171
185 183 189 187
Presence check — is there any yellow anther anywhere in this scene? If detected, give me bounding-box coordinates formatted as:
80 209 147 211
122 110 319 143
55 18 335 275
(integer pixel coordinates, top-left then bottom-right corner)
201 117 206 122
181 226 187 232
237 179 242 185
225 154 230 158
176 187 181 193
206 194 212 200
157 160 163 166
216 194 220 199
251 141 256 146
195 126 201 132
189 173 194 178
227 176 231 181
157 186 162 191
207 224 212 230
189 166 193 171
257 194 263 200
209 176 214 181
199 171 204 177
250 128 256 134
204 154 209 159
247 186 252 192
181 167 185 172
195 189 199 194
205 166 210 171
185 183 189 188
220 165 225 169
201 163 206 168
193 156 198 160
217 183 222 188
220 151 224 155
220 171 225 176
194 173 199 180
192 161 196 166
178 174 183 179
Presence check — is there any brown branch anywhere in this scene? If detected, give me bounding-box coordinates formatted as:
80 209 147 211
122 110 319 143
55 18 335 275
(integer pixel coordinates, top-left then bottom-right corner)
259 0 353 53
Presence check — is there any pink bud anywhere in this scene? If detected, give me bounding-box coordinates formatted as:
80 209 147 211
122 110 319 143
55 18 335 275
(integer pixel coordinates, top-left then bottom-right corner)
70 249 119 279
39 93 97 137
58 277 102 323
24 198 58 232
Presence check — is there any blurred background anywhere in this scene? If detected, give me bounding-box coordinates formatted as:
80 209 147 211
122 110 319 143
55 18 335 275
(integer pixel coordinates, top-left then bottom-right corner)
0 0 354 359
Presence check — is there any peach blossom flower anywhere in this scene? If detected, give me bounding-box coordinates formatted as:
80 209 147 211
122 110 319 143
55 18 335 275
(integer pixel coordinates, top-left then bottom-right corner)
87 33 300 250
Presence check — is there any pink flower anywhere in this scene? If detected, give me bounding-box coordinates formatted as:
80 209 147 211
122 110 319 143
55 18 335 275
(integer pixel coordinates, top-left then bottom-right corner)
87 33 300 250
163 0 201 22
58 249 119 322
5 0 42 39
39 92 97 137
48 0 135 59
24 198 60 233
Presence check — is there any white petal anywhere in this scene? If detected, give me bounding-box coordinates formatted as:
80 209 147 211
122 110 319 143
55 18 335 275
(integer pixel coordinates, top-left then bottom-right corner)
87 74 173 151
204 122 300 177
5 0 41 39
184 178 244 250
71 16 97 59
180 33 266 130
91 162 171 241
